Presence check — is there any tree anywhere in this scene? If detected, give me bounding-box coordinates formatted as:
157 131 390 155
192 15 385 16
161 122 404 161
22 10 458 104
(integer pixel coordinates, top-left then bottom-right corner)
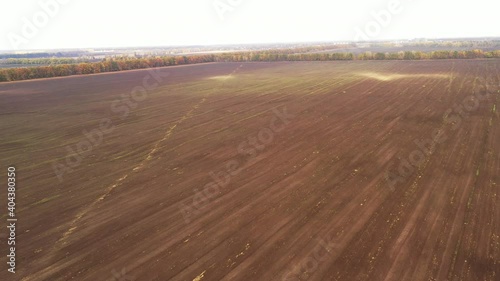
0 71 9 82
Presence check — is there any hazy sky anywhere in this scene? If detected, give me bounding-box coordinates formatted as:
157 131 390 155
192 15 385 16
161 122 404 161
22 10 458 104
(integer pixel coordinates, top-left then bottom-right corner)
1 0 499 51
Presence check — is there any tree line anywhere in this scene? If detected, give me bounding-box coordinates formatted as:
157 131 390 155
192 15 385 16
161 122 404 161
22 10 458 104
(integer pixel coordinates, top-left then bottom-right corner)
0 52 87 59
356 49 500 60
0 55 213 82
0 58 92 65
1 49 499 82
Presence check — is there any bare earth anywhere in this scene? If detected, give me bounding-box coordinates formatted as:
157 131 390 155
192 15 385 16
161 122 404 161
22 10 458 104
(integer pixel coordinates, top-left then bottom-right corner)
0 61 498 281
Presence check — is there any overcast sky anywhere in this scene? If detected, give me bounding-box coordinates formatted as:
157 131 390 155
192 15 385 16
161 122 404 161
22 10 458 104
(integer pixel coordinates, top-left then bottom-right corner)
1 0 499 51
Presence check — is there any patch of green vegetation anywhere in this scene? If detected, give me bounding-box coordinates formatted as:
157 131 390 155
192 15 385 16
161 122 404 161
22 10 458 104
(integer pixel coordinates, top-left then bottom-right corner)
33 195 61 206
